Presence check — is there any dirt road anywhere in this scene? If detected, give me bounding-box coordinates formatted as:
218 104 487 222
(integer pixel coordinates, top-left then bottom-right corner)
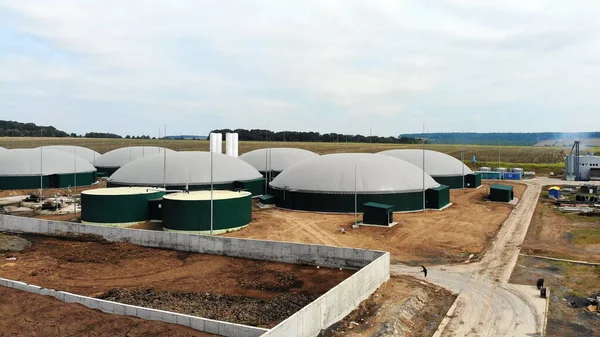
392 179 547 336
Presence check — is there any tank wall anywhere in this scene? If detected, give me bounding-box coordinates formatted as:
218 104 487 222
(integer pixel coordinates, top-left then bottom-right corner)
432 175 464 189
270 189 426 212
55 172 96 188
81 190 165 224
162 194 252 231
0 175 49 190
108 178 265 196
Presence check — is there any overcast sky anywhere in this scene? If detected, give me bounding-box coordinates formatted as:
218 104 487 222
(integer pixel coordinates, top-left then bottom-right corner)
1 1 600 137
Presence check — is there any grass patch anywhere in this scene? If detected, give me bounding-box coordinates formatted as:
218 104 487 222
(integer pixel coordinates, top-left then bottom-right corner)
570 229 600 245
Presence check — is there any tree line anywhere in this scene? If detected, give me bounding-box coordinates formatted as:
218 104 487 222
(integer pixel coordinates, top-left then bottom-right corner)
0 120 68 137
210 129 423 144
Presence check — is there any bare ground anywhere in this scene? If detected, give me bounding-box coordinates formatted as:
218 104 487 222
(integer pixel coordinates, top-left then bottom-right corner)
0 286 213 337
320 275 456 337
521 187 600 262
0 234 353 328
225 182 526 265
510 256 600 337
510 186 600 336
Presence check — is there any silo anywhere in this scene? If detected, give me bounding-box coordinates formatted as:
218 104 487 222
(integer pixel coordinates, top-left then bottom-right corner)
81 187 165 226
162 190 252 233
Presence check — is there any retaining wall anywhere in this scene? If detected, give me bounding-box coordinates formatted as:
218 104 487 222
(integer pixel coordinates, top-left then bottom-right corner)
0 215 390 337
0 277 267 337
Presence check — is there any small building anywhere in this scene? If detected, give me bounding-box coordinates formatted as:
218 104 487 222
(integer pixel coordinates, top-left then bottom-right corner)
81 187 165 226
465 173 482 188
425 185 450 209
548 187 561 199
362 202 393 226
161 190 252 233
489 184 514 202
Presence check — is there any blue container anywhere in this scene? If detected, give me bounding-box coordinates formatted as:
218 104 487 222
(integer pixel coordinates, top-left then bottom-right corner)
502 172 521 180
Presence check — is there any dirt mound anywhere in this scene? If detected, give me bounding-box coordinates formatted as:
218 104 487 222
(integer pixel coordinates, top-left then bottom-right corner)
0 234 31 252
98 287 316 328
237 260 304 292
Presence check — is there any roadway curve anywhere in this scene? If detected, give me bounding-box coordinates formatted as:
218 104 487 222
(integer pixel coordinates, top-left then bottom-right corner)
390 178 597 336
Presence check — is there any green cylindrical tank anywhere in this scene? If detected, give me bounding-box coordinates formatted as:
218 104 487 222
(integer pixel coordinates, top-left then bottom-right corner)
81 187 165 226
162 190 252 234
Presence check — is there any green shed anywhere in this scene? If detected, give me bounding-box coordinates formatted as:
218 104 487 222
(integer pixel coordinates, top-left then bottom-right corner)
162 190 252 234
425 185 450 209
363 202 394 226
258 194 276 205
489 184 514 202
465 173 482 188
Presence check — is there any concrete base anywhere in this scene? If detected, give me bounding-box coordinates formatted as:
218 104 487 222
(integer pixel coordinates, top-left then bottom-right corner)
162 224 250 235
358 222 399 228
81 220 147 227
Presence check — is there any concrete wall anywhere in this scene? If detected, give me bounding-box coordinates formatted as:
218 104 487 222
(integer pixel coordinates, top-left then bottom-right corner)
0 215 390 337
264 252 390 337
0 215 383 269
0 277 267 337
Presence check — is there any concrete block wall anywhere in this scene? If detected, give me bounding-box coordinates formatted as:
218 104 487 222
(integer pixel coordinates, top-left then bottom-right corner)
263 252 390 337
0 215 390 337
0 277 267 337
0 215 383 268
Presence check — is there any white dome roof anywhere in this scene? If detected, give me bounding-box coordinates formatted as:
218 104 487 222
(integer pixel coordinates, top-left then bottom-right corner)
270 153 439 194
0 149 96 176
0 146 6 151
377 149 473 177
108 151 262 186
34 145 101 164
239 148 319 172
94 146 175 168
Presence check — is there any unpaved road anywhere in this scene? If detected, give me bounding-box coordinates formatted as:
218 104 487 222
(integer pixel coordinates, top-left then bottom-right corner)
390 178 597 336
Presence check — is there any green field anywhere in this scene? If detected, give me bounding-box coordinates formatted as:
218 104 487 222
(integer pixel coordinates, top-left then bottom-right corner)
0 137 567 174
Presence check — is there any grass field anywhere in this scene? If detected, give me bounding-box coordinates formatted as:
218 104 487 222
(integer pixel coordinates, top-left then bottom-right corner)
0 137 567 173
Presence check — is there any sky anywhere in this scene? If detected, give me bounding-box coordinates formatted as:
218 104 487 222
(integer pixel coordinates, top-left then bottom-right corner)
1 0 600 137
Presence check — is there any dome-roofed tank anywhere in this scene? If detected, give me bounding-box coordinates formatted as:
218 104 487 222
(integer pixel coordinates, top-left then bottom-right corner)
239 148 319 179
378 149 479 189
94 146 175 177
107 151 264 195
269 153 448 212
34 145 101 165
0 148 97 189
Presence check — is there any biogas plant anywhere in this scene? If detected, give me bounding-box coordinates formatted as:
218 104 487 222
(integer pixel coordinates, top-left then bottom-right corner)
1 132 533 337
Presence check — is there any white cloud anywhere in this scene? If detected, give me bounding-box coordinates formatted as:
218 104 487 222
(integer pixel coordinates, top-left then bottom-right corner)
1 0 600 135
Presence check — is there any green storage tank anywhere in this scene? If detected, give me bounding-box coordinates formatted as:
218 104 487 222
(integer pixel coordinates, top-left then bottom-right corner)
489 184 514 202
81 187 165 226
162 190 252 234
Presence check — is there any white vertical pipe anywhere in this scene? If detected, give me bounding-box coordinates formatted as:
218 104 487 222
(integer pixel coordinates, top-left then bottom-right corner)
73 147 77 215
163 125 167 188
233 133 238 157
422 123 426 212
354 163 358 226
39 129 43 200
210 149 214 236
